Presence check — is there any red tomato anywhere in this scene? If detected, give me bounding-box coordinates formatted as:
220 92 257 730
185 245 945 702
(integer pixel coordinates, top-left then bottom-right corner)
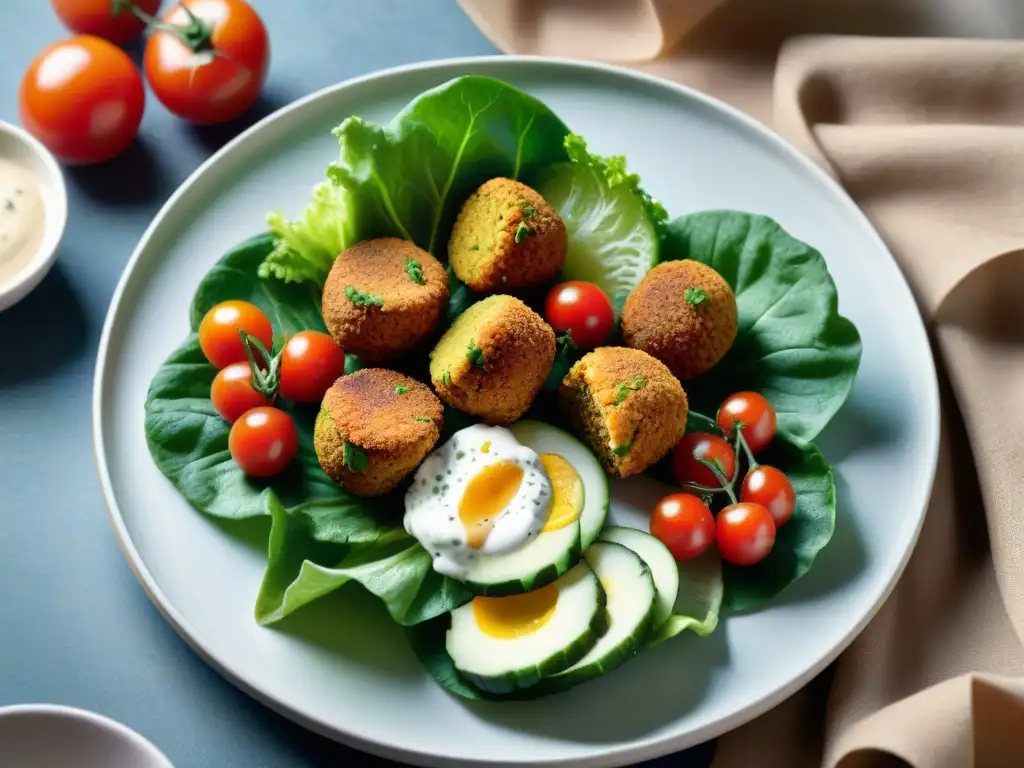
716 502 776 566
544 281 615 350
741 465 795 527
143 0 269 125
278 331 346 403
717 391 777 454
671 432 737 489
228 406 298 477
650 493 716 561
198 300 273 369
211 362 270 423
51 0 162 44
19 36 145 164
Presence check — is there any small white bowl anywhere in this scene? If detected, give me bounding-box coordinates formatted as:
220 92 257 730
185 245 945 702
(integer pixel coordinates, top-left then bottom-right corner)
0 704 173 767
0 120 67 313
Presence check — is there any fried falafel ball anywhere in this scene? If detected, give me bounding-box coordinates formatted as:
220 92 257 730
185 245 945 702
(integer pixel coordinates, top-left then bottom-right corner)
448 178 567 293
429 295 555 426
559 347 688 478
620 260 738 381
314 369 443 497
321 238 449 364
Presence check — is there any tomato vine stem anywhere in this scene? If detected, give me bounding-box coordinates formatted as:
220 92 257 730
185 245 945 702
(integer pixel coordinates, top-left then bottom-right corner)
112 0 216 53
239 330 281 397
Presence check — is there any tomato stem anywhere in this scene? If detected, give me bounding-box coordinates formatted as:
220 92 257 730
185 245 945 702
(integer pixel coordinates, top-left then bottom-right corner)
115 0 217 53
679 479 729 495
239 330 281 398
688 409 721 434
735 428 759 470
698 458 738 504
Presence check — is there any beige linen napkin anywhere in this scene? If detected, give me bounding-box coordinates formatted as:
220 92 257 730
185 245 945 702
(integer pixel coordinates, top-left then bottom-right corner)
458 2 1024 766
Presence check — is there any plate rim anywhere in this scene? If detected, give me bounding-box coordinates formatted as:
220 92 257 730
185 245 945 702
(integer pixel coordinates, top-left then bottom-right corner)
92 54 941 768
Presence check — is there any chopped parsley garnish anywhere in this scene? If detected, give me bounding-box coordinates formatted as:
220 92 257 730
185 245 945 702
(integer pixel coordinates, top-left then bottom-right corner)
611 438 634 457
344 286 384 308
342 442 369 473
520 202 537 218
466 340 486 367
614 376 647 405
470 242 480 251
393 385 408 395
414 416 433 423
556 329 576 356
514 222 531 244
405 258 426 285
684 287 708 306
440 370 452 387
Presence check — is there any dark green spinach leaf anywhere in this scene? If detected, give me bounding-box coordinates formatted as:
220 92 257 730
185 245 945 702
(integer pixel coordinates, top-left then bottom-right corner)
720 435 836 612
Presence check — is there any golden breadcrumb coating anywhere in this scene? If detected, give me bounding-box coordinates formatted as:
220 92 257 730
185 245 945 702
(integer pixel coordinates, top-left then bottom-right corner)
314 368 443 497
620 260 737 381
448 178 566 293
429 294 555 425
559 347 688 478
322 238 449 364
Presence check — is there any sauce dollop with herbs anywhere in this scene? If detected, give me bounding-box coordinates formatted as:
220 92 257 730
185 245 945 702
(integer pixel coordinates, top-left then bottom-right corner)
0 160 45 286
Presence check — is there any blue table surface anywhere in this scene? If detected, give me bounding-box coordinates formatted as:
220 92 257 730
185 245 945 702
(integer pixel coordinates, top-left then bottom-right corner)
0 3 714 766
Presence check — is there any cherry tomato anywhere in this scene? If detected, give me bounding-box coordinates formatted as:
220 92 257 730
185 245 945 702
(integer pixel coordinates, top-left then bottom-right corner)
278 331 346 403
672 432 737 489
544 281 615 350
716 502 776 566
198 300 273 369
51 0 162 44
211 362 270 423
19 36 145 165
650 493 716 561
717 391 777 454
228 406 298 477
741 465 795 527
144 0 269 125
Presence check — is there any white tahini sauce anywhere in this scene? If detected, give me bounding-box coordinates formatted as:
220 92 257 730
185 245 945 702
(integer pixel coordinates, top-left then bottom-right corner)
0 159 45 287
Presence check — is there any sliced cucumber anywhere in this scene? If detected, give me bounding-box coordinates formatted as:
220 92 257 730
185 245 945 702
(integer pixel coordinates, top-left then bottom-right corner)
446 562 606 694
535 541 656 692
599 526 680 631
509 419 608 550
462 520 580 597
536 162 658 311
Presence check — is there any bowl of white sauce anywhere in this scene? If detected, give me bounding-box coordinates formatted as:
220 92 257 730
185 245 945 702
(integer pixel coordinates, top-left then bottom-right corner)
0 120 67 313
0 704 173 767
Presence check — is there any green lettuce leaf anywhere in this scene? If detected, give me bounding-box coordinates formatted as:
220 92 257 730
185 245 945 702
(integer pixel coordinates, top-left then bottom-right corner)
261 75 572 286
660 211 862 444
563 133 668 239
261 180 357 285
256 495 471 625
649 550 723 645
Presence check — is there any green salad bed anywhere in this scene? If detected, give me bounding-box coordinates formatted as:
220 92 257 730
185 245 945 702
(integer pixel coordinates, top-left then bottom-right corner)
144 75 861 700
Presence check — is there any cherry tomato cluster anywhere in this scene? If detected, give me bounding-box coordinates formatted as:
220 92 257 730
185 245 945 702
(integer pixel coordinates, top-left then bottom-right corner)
198 299 346 478
21 0 269 165
651 392 796 567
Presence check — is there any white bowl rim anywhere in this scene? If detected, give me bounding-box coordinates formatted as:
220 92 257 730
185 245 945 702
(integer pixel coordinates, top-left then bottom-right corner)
0 119 68 312
0 703 173 766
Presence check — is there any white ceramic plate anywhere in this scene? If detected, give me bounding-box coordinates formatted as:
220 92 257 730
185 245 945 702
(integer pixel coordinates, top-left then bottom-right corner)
93 58 939 768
